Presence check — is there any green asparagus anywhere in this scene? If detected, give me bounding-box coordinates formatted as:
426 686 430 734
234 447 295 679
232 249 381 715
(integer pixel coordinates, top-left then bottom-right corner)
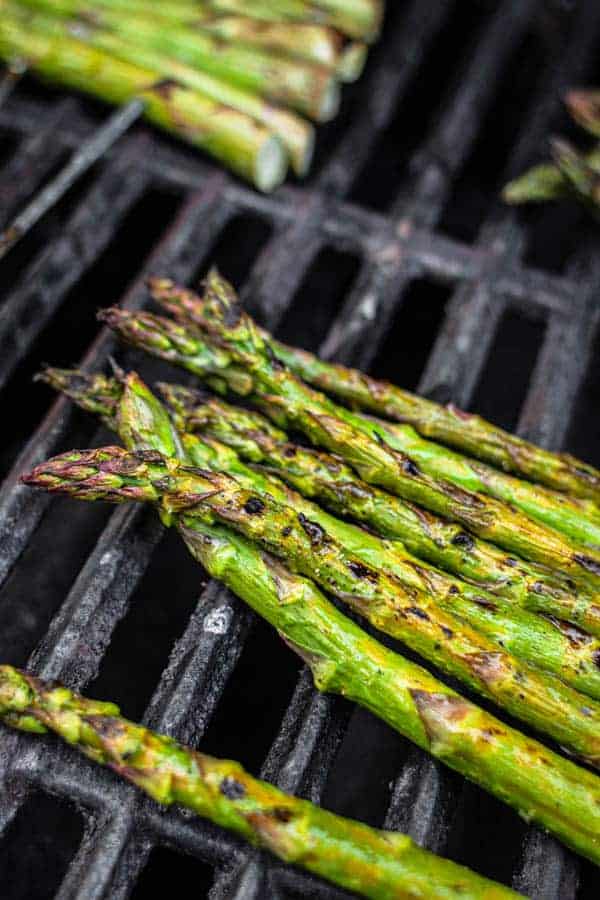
264 339 600 504
158 381 600 639
23 444 600 766
99 290 600 584
0 666 520 900
15 0 315 175
503 89 600 208
18 0 365 81
14 0 341 121
153 276 600 546
0 12 287 191
40 367 600 698
206 0 383 43
24 369 600 866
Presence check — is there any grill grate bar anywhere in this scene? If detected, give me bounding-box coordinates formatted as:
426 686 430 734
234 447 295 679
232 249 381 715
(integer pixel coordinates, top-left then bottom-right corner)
0 99 143 261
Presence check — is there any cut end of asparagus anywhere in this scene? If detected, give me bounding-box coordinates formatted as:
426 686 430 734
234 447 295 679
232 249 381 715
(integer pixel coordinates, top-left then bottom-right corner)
255 134 287 192
317 78 341 122
337 42 367 82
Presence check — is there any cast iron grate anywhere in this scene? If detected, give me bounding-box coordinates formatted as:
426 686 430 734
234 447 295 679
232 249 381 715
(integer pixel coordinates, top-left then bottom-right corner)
0 1 599 897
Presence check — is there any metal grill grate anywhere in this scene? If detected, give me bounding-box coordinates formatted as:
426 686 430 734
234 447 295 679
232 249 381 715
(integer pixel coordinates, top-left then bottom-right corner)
0 2 600 897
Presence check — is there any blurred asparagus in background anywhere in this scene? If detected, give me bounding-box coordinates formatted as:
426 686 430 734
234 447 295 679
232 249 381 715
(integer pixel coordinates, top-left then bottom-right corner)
1 0 382 187
503 88 600 214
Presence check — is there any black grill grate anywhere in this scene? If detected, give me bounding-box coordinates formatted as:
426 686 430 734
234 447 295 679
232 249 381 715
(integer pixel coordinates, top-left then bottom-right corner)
1 2 600 897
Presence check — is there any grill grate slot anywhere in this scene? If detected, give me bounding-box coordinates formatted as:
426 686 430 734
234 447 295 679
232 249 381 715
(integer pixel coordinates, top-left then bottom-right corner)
0 3 599 898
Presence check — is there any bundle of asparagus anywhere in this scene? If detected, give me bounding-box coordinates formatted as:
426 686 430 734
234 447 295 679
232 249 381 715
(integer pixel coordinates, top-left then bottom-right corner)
0 666 519 899
503 89 600 215
20 365 600 869
0 0 383 189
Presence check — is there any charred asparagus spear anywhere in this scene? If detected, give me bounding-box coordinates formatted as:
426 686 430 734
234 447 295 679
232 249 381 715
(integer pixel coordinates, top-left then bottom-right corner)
158 381 600 639
263 338 600 505
0 666 519 900
23 444 600 766
153 275 600 548
40 367 600 698
0 13 287 191
24 373 600 866
99 293 600 585
14 1 341 121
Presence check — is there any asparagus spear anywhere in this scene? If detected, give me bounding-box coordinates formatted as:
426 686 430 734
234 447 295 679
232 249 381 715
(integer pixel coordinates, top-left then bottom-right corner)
0 667 519 900
153 277 600 546
100 292 600 584
550 137 600 214
503 90 600 206
21 380 600 866
19 0 365 81
14 0 314 175
262 337 600 505
24 445 600 766
15 0 341 122
158 381 600 639
207 0 383 43
0 13 287 191
40 367 600 699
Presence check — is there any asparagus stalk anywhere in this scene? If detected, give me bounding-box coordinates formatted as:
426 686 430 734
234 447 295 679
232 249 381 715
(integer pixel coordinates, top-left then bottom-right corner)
101 288 600 584
19 0 364 81
14 0 314 174
154 277 600 544
550 137 600 213
158 381 600 639
263 338 600 505
503 90 600 206
207 0 383 43
0 13 287 191
0 667 519 900
40 367 600 699
23 445 600 767
20 384 600 866
15 0 341 122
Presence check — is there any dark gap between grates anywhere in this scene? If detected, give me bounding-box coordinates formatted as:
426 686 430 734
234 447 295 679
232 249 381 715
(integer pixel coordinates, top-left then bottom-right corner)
0 129 20 169
274 247 361 351
0 789 85 900
130 845 214 899
9 72 65 108
445 783 529 888
321 707 410 828
88 527 206 722
200 615 301 775
0 158 99 302
438 29 549 243
565 320 600 466
191 212 273 291
576 858 600 899
0 495 113 666
348 0 491 212
367 279 451 390
0 186 183 478
470 307 546 432
521 201 590 275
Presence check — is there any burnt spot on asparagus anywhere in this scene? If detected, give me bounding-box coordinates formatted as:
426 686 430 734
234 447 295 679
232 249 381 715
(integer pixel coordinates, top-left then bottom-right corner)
297 513 327 546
